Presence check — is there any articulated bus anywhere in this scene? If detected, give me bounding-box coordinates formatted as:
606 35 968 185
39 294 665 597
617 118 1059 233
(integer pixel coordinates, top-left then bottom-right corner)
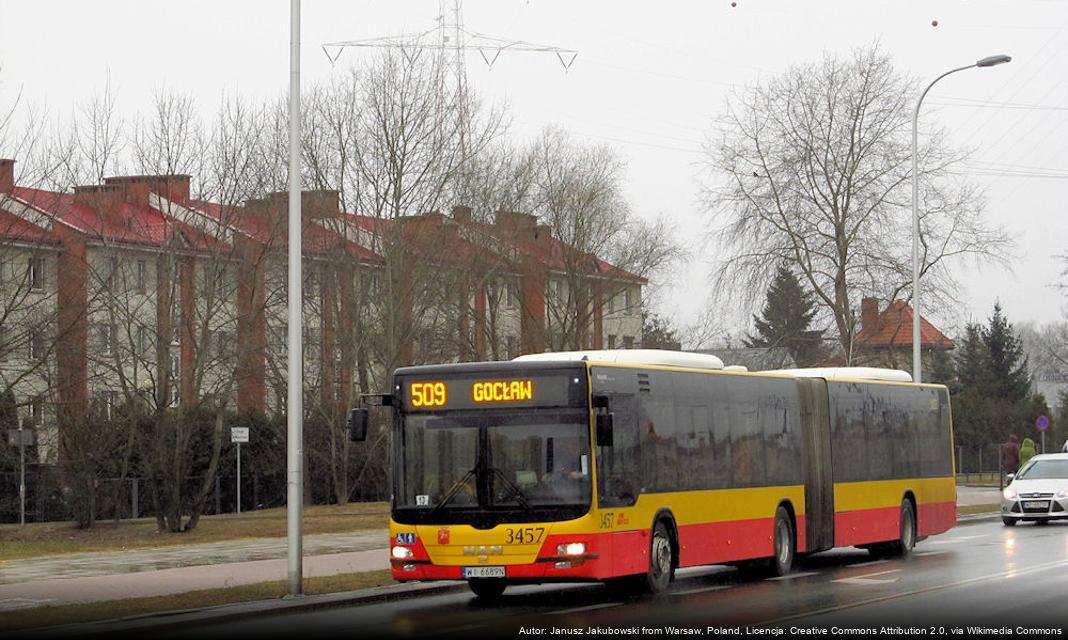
350 349 956 599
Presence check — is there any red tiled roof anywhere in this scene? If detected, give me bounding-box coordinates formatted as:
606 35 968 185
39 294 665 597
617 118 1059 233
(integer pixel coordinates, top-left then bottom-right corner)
14 187 226 251
0 202 59 245
856 300 955 349
190 200 381 263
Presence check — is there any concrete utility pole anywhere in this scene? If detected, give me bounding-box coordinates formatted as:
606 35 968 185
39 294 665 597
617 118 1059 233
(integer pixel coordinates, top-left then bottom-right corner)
287 0 304 597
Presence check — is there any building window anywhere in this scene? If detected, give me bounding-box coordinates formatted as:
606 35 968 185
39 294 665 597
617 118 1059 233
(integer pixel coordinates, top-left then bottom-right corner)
104 390 119 420
623 335 634 349
608 292 617 314
625 287 637 312
98 324 117 355
30 397 42 425
105 257 119 290
136 260 147 294
169 385 180 408
507 280 520 309
30 256 45 291
29 329 44 361
608 334 617 349
169 350 181 381
137 325 149 354
548 280 561 303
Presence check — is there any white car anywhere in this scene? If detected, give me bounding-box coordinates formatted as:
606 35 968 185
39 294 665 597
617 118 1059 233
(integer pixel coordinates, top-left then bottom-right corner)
1001 453 1068 526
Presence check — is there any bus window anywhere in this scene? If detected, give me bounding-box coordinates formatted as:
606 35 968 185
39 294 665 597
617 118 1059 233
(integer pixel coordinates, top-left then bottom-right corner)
727 377 766 487
596 393 639 507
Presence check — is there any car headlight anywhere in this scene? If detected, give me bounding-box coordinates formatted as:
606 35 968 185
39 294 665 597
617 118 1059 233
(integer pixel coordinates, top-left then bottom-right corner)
1056 488 1068 499
557 542 587 556
391 545 414 559
1003 487 1017 500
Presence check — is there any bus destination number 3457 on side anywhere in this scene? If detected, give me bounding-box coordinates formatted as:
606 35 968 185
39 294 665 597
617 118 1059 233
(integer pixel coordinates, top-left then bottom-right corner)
346 349 956 600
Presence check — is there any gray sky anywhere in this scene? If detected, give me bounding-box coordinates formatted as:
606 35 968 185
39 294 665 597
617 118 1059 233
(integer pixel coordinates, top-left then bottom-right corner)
2 0 1066 341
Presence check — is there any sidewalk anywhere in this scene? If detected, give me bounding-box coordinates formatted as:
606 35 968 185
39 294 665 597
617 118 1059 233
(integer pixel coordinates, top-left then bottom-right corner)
0 530 389 612
0 489 1002 614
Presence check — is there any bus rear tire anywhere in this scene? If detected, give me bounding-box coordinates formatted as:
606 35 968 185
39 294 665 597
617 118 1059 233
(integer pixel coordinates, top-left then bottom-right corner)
887 499 916 557
468 578 507 600
642 520 675 593
771 506 796 577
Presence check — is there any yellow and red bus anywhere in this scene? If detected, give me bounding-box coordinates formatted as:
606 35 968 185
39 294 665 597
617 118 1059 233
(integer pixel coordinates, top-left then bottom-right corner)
351 350 956 599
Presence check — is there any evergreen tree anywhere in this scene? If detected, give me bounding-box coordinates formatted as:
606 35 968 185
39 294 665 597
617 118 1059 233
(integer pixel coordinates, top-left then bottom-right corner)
981 303 1031 402
641 311 681 350
745 265 825 366
955 323 990 388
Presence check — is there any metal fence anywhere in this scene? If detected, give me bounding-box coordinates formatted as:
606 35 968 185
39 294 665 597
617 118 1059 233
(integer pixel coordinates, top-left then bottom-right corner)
0 471 288 524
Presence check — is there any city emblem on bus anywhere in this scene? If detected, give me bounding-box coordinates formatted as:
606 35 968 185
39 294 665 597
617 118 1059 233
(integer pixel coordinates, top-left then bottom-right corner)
617 513 630 526
438 528 450 545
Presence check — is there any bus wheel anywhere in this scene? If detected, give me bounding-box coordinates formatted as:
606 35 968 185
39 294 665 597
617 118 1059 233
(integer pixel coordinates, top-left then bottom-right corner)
889 499 916 557
771 506 795 577
643 521 675 593
468 578 507 600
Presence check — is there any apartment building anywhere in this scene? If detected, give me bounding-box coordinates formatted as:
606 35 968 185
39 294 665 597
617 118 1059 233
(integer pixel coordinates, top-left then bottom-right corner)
0 158 645 464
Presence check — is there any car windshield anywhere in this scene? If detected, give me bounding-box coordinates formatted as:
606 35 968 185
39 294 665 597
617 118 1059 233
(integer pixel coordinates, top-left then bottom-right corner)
1017 459 1068 480
395 409 591 511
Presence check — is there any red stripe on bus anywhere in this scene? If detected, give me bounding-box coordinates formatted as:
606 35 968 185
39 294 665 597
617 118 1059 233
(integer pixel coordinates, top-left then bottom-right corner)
833 501 955 547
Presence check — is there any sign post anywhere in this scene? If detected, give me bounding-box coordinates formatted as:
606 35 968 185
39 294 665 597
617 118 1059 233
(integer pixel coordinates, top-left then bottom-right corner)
231 427 250 514
7 416 32 526
1036 415 1050 454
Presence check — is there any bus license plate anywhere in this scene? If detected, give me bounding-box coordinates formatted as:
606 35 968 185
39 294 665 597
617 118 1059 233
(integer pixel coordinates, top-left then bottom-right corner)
463 566 505 578
1024 501 1049 510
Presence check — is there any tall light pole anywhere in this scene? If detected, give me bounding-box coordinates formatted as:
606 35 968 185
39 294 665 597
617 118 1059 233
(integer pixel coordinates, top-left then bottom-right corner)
287 0 304 597
911 54 1011 384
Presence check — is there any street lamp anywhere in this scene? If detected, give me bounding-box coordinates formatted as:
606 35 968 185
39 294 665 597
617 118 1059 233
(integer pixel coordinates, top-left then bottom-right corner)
911 54 1011 384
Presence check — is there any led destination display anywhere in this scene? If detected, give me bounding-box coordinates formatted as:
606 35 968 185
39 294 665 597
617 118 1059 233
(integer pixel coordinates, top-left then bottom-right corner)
401 373 580 411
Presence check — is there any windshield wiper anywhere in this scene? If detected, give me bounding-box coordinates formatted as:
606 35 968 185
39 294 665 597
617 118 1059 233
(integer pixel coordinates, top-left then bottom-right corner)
487 466 535 514
429 466 476 517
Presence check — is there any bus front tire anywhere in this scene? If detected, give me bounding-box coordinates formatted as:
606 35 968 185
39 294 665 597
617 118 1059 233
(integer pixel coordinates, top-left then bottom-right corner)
468 578 507 600
771 506 796 577
643 520 675 594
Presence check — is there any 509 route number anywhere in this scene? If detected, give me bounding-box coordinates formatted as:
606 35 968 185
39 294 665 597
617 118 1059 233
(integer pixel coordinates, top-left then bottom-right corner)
505 527 545 545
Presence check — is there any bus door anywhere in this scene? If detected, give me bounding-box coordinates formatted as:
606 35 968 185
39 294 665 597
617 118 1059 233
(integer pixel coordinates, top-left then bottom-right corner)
798 378 834 553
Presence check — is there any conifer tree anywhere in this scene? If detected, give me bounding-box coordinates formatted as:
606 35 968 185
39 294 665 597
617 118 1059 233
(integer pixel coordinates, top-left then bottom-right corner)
982 303 1031 403
745 265 825 366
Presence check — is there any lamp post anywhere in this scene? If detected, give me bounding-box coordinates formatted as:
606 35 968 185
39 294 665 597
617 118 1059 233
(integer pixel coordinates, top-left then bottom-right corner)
911 54 1011 384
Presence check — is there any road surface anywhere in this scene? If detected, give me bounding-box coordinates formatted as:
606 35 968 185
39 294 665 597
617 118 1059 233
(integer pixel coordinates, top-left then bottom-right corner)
43 518 1068 638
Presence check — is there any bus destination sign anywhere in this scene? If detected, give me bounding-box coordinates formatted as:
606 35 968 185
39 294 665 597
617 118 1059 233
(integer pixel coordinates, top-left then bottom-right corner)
402 374 576 411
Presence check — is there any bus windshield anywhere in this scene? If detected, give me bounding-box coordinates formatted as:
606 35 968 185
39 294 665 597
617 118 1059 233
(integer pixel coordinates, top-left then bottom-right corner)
394 409 592 524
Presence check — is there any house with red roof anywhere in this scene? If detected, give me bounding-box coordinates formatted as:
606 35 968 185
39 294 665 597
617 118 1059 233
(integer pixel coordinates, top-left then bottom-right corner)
854 297 955 372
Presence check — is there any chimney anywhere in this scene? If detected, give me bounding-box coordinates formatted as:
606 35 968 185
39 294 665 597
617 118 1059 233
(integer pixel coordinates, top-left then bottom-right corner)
74 185 127 226
451 205 472 223
533 224 552 247
861 297 880 333
265 190 340 220
104 175 191 207
0 159 14 194
494 210 537 239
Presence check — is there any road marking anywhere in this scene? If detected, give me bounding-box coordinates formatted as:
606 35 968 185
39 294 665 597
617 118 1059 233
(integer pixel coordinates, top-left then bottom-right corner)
851 559 889 568
914 550 948 557
833 568 901 585
768 571 820 581
549 602 622 615
927 534 985 545
672 585 731 595
758 557 1068 627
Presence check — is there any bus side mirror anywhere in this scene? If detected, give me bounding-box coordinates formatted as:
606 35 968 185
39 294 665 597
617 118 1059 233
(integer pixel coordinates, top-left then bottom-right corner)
348 408 369 442
596 412 614 447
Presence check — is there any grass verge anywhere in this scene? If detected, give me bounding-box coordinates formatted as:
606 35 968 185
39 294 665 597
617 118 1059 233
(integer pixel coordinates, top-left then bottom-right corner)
958 503 1000 516
0 502 389 562
0 569 394 631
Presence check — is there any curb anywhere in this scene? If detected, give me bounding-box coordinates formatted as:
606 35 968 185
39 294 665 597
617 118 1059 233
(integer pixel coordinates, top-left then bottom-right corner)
13 580 469 638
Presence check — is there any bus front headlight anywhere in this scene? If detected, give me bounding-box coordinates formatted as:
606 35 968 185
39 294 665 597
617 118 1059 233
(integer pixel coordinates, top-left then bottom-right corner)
392 545 414 559
557 542 586 556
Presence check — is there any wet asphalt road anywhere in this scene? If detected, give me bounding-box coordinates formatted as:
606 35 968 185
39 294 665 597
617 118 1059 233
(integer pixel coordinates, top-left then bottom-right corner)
95 518 1068 637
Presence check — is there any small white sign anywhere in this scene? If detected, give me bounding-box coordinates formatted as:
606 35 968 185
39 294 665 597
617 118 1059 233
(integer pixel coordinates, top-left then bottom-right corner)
231 427 250 443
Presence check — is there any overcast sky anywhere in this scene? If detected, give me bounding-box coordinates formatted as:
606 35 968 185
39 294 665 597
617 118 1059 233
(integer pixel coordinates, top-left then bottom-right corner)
1 0 1066 341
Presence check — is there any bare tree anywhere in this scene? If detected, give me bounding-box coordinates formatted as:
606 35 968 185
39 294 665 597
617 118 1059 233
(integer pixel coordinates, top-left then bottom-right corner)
702 44 1012 362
